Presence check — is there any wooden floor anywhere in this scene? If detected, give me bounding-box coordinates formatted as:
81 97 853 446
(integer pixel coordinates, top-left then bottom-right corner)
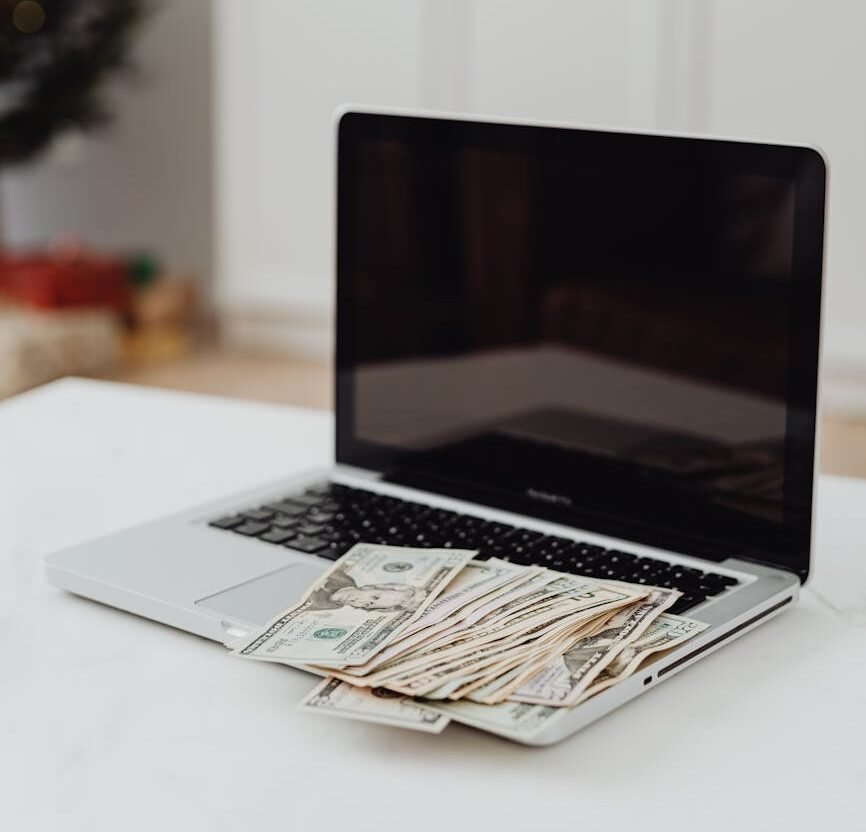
102 348 333 410
102 348 866 478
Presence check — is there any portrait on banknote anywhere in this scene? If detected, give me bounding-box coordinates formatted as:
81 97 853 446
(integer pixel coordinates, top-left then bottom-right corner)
306 569 429 613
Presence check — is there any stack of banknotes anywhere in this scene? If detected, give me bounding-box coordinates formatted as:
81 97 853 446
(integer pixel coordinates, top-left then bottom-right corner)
228 543 708 740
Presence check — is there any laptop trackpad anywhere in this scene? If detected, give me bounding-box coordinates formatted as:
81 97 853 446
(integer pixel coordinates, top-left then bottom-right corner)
195 563 324 627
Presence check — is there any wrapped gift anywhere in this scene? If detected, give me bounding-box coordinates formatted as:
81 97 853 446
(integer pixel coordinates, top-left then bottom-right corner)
0 250 130 312
0 306 121 398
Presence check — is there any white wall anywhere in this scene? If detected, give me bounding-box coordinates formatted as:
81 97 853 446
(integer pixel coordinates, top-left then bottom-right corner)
215 0 428 356
0 0 214 284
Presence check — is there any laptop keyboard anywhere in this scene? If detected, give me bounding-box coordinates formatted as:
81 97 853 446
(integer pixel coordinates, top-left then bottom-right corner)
208 482 738 616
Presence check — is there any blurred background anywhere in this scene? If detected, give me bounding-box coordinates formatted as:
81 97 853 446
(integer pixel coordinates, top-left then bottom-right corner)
1 0 864 475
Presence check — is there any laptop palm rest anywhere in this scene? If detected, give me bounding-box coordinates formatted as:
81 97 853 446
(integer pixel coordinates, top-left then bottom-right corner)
195 563 323 627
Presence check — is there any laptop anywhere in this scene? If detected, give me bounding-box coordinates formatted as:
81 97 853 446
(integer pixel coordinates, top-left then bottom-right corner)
45 109 826 745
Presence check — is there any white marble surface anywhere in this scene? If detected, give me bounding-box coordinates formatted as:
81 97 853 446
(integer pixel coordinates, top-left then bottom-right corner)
2 378 865 832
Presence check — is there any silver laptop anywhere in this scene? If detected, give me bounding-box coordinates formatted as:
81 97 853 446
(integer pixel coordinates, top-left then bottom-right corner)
45 109 826 745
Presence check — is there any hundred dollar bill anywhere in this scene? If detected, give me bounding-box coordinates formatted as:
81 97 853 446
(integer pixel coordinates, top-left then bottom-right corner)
577 613 709 702
299 677 449 733
230 543 474 666
508 586 678 706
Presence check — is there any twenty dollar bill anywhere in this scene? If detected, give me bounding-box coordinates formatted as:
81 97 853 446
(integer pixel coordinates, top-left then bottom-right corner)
230 543 474 666
300 677 450 733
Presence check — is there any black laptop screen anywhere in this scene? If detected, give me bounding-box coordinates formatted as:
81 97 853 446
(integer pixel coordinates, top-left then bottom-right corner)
336 112 825 580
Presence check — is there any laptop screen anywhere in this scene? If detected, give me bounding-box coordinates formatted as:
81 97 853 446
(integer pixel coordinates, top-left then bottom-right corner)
335 112 825 580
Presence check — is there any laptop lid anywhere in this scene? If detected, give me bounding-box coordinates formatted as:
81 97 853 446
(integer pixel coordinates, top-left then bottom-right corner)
335 110 825 581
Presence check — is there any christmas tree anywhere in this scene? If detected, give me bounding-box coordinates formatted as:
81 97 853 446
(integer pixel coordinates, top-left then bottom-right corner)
0 0 145 167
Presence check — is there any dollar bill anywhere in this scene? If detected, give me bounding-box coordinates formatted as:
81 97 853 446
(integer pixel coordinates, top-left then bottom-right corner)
323 576 645 692
399 558 526 636
393 576 644 666
332 607 563 692
320 572 566 684
300 677 449 733
461 617 604 704
230 543 474 666
577 613 709 702
457 572 610 630
352 586 626 692
376 600 620 697
507 586 678 706
334 558 525 677
424 699 565 742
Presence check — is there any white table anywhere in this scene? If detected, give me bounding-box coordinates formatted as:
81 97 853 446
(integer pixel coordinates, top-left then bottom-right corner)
2 378 865 832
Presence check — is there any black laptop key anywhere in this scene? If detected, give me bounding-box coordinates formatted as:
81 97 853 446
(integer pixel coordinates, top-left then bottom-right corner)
259 528 297 544
296 522 326 536
271 514 300 529
541 536 574 553
672 566 704 580
233 521 271 537
429 509 458 525
512 529 544 545
670 569 708 591
568 547 597 563
285 535 329 554
453 513 480 527
669 594 706 615
699 582 726 596
242 508 275 522
606 550 637 565
283 494 321 507
318 542 352 561
635 557 668 572
697 573 735 595
264 501 306 517
307 511 335 524
209 515 244 530
482 521 514 537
